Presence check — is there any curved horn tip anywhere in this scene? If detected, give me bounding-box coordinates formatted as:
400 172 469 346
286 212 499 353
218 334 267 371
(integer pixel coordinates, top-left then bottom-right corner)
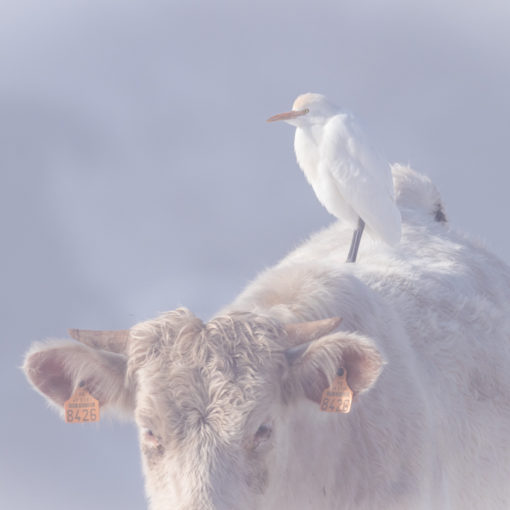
285 317 343 345
283 317 343 364
325 317 343 329
67 328 130 353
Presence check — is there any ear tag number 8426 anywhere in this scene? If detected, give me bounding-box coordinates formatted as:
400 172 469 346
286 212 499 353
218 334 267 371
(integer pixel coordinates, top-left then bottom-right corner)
64 386 100 423
320 368 353 414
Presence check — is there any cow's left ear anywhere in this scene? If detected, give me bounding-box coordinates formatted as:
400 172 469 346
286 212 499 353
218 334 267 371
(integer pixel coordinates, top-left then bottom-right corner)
285 331 384 404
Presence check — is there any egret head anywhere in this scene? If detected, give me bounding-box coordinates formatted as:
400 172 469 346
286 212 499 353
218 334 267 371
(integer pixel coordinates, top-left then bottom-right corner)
267 93 338 127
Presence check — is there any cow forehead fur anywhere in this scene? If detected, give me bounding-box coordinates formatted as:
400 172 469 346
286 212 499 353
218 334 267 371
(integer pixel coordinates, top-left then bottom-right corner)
128 309 288 439
125 309 292 509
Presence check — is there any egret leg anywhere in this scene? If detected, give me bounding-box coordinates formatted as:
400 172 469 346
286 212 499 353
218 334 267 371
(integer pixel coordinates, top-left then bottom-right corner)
346 217 365 263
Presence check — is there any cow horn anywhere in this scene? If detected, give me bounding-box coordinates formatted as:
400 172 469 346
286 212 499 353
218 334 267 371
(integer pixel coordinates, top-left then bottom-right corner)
284 317 342 363
284 317 342 346
68 328 130 354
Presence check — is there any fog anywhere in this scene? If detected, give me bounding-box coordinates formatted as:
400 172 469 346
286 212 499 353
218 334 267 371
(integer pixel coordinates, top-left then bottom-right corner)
2 1 509 508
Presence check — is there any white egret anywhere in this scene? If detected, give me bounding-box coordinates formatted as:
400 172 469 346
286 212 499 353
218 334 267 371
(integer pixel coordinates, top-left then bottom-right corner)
267 93 401 263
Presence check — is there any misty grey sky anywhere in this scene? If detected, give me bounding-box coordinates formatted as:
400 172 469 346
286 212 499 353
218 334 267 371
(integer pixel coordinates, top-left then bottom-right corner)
2 1 510 508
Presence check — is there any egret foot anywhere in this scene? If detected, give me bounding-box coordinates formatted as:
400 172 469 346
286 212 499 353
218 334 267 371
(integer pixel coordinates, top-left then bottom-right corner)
346 217 365 263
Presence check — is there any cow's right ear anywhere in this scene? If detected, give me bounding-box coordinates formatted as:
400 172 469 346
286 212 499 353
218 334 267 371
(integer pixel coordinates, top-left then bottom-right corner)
23 340 134 418
284 330 384 404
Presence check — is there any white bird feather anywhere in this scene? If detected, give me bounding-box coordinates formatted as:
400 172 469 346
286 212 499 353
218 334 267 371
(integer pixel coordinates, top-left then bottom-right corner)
268 93 401 250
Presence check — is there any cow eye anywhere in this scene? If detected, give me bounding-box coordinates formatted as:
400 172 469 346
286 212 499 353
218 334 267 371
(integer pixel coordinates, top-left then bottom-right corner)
142 428 159 446
253 424 272 450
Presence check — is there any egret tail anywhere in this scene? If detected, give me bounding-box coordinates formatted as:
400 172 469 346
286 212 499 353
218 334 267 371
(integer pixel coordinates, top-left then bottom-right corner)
346 217 365 263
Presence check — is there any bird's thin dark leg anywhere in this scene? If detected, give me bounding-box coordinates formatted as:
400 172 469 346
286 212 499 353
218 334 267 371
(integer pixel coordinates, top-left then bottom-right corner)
346 230 357 263
346 217 365 263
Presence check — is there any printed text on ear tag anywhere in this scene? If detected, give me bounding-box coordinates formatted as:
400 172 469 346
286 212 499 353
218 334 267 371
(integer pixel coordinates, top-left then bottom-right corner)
64 386 100 423
320 368 353 413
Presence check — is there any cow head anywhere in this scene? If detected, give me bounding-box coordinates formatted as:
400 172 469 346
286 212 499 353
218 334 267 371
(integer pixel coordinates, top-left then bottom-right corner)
24 308 383 510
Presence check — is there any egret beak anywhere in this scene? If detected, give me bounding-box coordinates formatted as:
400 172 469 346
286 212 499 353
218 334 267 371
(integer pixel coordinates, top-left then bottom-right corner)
266 108 309 122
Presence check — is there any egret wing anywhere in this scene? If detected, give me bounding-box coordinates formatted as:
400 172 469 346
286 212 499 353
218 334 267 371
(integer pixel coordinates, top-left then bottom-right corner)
319 114 401 245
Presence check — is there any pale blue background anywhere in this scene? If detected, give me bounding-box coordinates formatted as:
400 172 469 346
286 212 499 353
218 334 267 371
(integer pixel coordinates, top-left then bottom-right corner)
2 1 510 508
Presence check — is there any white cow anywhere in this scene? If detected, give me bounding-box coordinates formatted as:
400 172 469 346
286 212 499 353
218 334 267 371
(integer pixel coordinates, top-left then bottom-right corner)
24 165 510 509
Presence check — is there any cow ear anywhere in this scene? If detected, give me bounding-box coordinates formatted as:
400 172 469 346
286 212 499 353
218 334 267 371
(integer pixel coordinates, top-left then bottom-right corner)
23 340 134 418
286 331 384 404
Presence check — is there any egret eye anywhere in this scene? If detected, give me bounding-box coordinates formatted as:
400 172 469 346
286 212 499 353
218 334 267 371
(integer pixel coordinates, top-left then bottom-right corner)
304 108 310 114
253 424 272 450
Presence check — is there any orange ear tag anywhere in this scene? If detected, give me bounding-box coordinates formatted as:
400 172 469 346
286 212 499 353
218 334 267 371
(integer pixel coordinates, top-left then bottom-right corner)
64 386 100 424
320 368 353 413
